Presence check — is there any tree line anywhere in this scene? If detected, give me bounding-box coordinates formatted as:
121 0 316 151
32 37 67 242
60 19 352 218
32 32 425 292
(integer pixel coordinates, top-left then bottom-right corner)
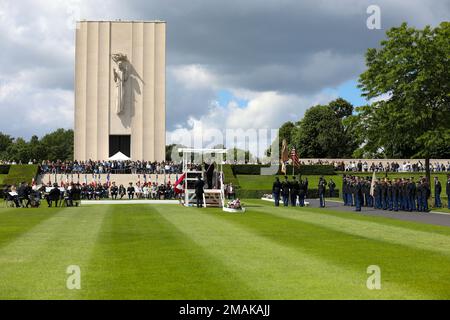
0 129 74 163
273 22 450 164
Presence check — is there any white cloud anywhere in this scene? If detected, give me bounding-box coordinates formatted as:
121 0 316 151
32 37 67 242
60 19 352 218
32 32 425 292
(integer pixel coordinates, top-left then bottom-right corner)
0 0 448 142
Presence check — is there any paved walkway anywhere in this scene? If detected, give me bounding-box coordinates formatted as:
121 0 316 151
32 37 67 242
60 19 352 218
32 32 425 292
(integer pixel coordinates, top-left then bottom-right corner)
307 199 450 228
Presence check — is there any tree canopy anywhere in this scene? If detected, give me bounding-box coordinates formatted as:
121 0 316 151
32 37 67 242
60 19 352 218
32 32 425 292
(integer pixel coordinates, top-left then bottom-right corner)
290 99 357 158
0 129 74 163
354 22 450 159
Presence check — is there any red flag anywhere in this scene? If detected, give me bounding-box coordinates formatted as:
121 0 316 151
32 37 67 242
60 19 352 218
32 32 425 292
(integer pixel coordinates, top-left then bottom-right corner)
174 173 186 194
290 148 301 167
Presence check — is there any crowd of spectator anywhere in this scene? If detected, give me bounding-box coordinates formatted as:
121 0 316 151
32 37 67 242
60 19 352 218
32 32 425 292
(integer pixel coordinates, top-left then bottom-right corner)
37 160 183 175
3 180 181 208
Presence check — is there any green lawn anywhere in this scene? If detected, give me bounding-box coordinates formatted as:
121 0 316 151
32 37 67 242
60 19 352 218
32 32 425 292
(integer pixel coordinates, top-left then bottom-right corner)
0 201 449 300
0 174 6 185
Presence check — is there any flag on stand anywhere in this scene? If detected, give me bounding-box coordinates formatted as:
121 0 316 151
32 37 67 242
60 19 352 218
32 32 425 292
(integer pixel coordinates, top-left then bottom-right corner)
280 139 289 174
174 173 186 194
290 148 301 167
370 171 377 197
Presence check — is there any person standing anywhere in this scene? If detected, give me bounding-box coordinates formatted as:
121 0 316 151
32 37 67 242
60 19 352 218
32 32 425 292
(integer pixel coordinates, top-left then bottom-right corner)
342 176 348 205
290 176 300 207
354 177 363 212
298 179 306 207
434 177 442 208
318 176 327 208
281 176 290 207
446 175 450 209
422 179 430 212
329 179 336 198
195 176 205 208
272 177 282 207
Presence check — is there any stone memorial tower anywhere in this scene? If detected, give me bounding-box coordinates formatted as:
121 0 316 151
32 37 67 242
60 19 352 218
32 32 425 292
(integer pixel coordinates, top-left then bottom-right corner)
74 20 166 161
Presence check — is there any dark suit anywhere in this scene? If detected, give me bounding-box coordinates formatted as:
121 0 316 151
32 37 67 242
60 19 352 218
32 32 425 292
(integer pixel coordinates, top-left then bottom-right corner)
47 187 61 207
195 179 205 208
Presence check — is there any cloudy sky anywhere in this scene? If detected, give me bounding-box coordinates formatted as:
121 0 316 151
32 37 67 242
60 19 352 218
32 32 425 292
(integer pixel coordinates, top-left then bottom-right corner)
0 0 448 149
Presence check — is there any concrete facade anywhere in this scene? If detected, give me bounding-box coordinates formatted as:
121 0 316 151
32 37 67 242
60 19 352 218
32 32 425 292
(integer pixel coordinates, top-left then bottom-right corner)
74 21 166 161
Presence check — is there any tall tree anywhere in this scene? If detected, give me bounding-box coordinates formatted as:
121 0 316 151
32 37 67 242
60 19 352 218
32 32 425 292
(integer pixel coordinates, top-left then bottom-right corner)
290 98 357 158
357 22 450 181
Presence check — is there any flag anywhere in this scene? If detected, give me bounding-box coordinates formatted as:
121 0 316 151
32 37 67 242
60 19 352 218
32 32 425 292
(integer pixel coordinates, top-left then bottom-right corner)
174 173 186 194
370 171 377 197
106 173 111 187
280 139 289 174
290 148 301 167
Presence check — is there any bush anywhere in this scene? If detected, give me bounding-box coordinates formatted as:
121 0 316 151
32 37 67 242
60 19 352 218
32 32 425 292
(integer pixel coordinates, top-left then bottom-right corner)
0 165 10 174
231 164 336 176
236 189 340 199
223 164 239 186
3 165 38 186
282 165 336 176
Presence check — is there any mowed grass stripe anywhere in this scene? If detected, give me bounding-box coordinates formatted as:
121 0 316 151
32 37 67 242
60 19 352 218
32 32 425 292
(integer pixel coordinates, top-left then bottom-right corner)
158 206 422 299
245 201 450 256
0 208 61 249
213 205 450 299
83 205 257 300
0 206 108 300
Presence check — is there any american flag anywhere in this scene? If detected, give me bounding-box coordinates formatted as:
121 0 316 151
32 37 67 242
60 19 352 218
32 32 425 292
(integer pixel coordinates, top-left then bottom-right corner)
290 148 301 167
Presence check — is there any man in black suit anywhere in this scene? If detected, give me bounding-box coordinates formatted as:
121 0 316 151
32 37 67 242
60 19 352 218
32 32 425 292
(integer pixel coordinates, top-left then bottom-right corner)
110 182 119 200
47 183 61 208
195 176 205 208
127 183 135 200
204 161 215 189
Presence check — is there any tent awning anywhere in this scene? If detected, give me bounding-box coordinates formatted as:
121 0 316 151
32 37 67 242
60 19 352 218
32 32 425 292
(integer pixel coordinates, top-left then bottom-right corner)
108 152 131 161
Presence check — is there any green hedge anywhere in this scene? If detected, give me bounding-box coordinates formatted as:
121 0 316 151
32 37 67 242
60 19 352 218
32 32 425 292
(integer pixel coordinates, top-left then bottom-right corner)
236 189 340 199
0 165 10 174
2 165 38 186
230 165 336 176
282 165 336 176
223 164 239 186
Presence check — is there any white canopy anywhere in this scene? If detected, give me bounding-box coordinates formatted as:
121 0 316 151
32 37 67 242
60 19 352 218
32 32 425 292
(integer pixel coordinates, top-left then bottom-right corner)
108 152 131 161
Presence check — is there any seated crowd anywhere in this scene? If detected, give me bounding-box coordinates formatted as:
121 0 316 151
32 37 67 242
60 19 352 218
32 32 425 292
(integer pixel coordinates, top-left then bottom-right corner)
3 181 181 208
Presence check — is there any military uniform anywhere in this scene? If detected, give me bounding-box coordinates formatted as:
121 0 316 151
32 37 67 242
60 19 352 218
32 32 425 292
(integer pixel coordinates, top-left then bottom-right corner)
272 179 282 207
281 178 290 207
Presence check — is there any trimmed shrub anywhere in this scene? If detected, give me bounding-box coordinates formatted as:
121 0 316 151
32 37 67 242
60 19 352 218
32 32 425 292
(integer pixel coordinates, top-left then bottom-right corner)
0 165 10 174
223 164 239 186
236 189 340 199
230 164 336 176
3 165 39 186
282 165 336 176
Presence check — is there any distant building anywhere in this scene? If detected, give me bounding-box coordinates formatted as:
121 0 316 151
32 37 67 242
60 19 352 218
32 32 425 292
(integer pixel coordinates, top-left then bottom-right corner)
74 21 166 161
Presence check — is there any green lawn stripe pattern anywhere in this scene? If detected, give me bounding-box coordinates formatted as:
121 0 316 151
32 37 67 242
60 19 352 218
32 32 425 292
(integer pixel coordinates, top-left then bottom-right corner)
83 205 256 300
159 207 424 299
212 203 450 299
245 201 450 256
0 206 108 299
0 202 449 299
